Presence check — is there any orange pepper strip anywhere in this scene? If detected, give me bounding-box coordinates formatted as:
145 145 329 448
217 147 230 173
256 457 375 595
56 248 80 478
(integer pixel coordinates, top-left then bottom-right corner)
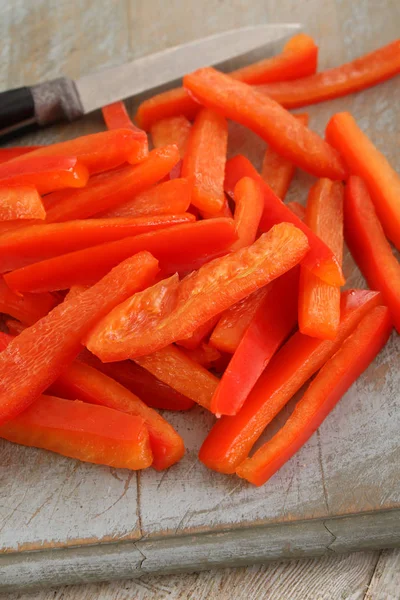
344 176 400 333
298 179 344 340
44 146 180 223
225 155 345 286
4 218 236 293
86 222 309 362
0 278 56 325
0 213 195 273
0 395 152 470
211 266 300 417
180 343 221 369
151 116 192 158
199 289 382 473
286 201 306 220
0 147 41 163
183 68 347 180
102 101 148 163
4 129 145 174
0 157 88 195
181 108 228 215
176 316 220 350
0 251 159 424
261 113 309 199
80 350 195 412
135 34 318 130
49 360 184 470
0 186 45 221
326 111 400 251
237 306 392 485
257 39 400 109
98 178 192 219
134 344 219 410
231 177 264 251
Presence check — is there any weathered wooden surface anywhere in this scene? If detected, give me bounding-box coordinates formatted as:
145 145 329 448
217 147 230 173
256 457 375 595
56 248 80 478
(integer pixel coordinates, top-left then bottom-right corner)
0 0 399 596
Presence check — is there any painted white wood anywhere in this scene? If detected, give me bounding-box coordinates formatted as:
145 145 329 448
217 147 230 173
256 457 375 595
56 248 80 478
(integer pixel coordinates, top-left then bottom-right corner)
365 549 400 600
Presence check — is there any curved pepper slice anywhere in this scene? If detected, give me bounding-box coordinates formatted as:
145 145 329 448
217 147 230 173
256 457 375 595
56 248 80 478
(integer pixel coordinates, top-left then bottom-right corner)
211 266 299 416
4 218 236 293
0 213 195 273
237 306 392 485
0 395 152 470
326 111 400 251
0 147 41 163
44 146 180 223
49 360 184 470
86 222 309 362
180 343 221 369
299 179 344 340
183 67 346 180
344 176 400 333
102 101 148 163
181 108 228 214
135 34 318 130
134 344 219 410
286 201 306 221
225 155 345 286
0 157 88 195
0 251 159 424
177 316 219 350
231 177 264 251
151 116 192 158
0 278 56 325
0 186 45 221
261 113 309 200
199 289 382 473
257 39 400 109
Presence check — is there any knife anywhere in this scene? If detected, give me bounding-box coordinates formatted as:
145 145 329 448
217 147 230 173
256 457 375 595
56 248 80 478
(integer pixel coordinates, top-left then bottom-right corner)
0 23 300 140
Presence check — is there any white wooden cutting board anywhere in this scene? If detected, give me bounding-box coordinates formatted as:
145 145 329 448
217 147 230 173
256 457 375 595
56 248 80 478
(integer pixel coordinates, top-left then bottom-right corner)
0 0 399 592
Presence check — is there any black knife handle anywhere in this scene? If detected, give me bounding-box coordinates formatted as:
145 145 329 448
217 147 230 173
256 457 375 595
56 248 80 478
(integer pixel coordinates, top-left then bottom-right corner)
0 77 84 141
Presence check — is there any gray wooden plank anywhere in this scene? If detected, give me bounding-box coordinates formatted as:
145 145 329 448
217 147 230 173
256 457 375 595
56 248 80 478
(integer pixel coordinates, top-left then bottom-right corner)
365 549 400 600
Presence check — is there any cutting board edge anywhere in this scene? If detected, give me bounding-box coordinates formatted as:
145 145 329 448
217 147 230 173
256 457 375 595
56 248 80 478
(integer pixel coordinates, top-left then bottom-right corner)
2 507 400 593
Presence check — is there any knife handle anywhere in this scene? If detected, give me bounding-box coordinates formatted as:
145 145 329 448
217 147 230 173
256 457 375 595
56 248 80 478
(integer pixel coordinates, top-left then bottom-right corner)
0 77 84 141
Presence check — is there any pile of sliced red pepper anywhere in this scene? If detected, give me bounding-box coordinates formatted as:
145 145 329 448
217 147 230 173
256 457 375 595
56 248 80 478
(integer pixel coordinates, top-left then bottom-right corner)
0 34 399 485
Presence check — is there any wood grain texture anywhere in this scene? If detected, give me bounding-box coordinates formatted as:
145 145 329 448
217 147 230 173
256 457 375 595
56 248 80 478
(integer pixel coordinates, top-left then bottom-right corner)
365 549 400 600
0 0 399 596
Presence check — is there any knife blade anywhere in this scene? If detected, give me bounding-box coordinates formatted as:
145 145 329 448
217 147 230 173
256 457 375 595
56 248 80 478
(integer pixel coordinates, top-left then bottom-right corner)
0 23 301 140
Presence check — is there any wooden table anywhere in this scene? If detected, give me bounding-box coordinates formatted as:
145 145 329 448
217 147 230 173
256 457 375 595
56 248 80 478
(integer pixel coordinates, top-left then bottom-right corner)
1 0 399 598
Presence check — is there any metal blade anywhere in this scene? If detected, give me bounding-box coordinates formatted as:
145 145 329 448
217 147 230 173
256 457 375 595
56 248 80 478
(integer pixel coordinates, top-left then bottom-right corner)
76 23 301 115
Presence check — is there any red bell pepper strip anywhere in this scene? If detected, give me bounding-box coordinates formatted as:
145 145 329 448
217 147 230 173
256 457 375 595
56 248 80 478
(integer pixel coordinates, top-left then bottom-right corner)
181 108 228 214
97 178 192 219
134 344 219 410
151 116 192 158
86 222 309 361
209 286 270 354
6 129 145 174
0 157 89 195
176 316 220 350
0 332 11 351
102 101 148 163
0 213 195 273
4 320 24 336
225 155 345 286
199 289 382 473
326 112 400 251
231 177 264 251
4 218 236 293
0 186 45 221
261 113 309 199
0 278 56 325
211 267 299 417
200 196 233 220
286 201 306 221
135 34 318 130
44 146 180 223
180 343 221 369
80 350 195 411
299 179 344 340
49 360 184 470
237 305 392 485
0 395 152 470
0 251 159 424
0 147 41 163
257 39 400 109
183 68 347 180
344 176 400 333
